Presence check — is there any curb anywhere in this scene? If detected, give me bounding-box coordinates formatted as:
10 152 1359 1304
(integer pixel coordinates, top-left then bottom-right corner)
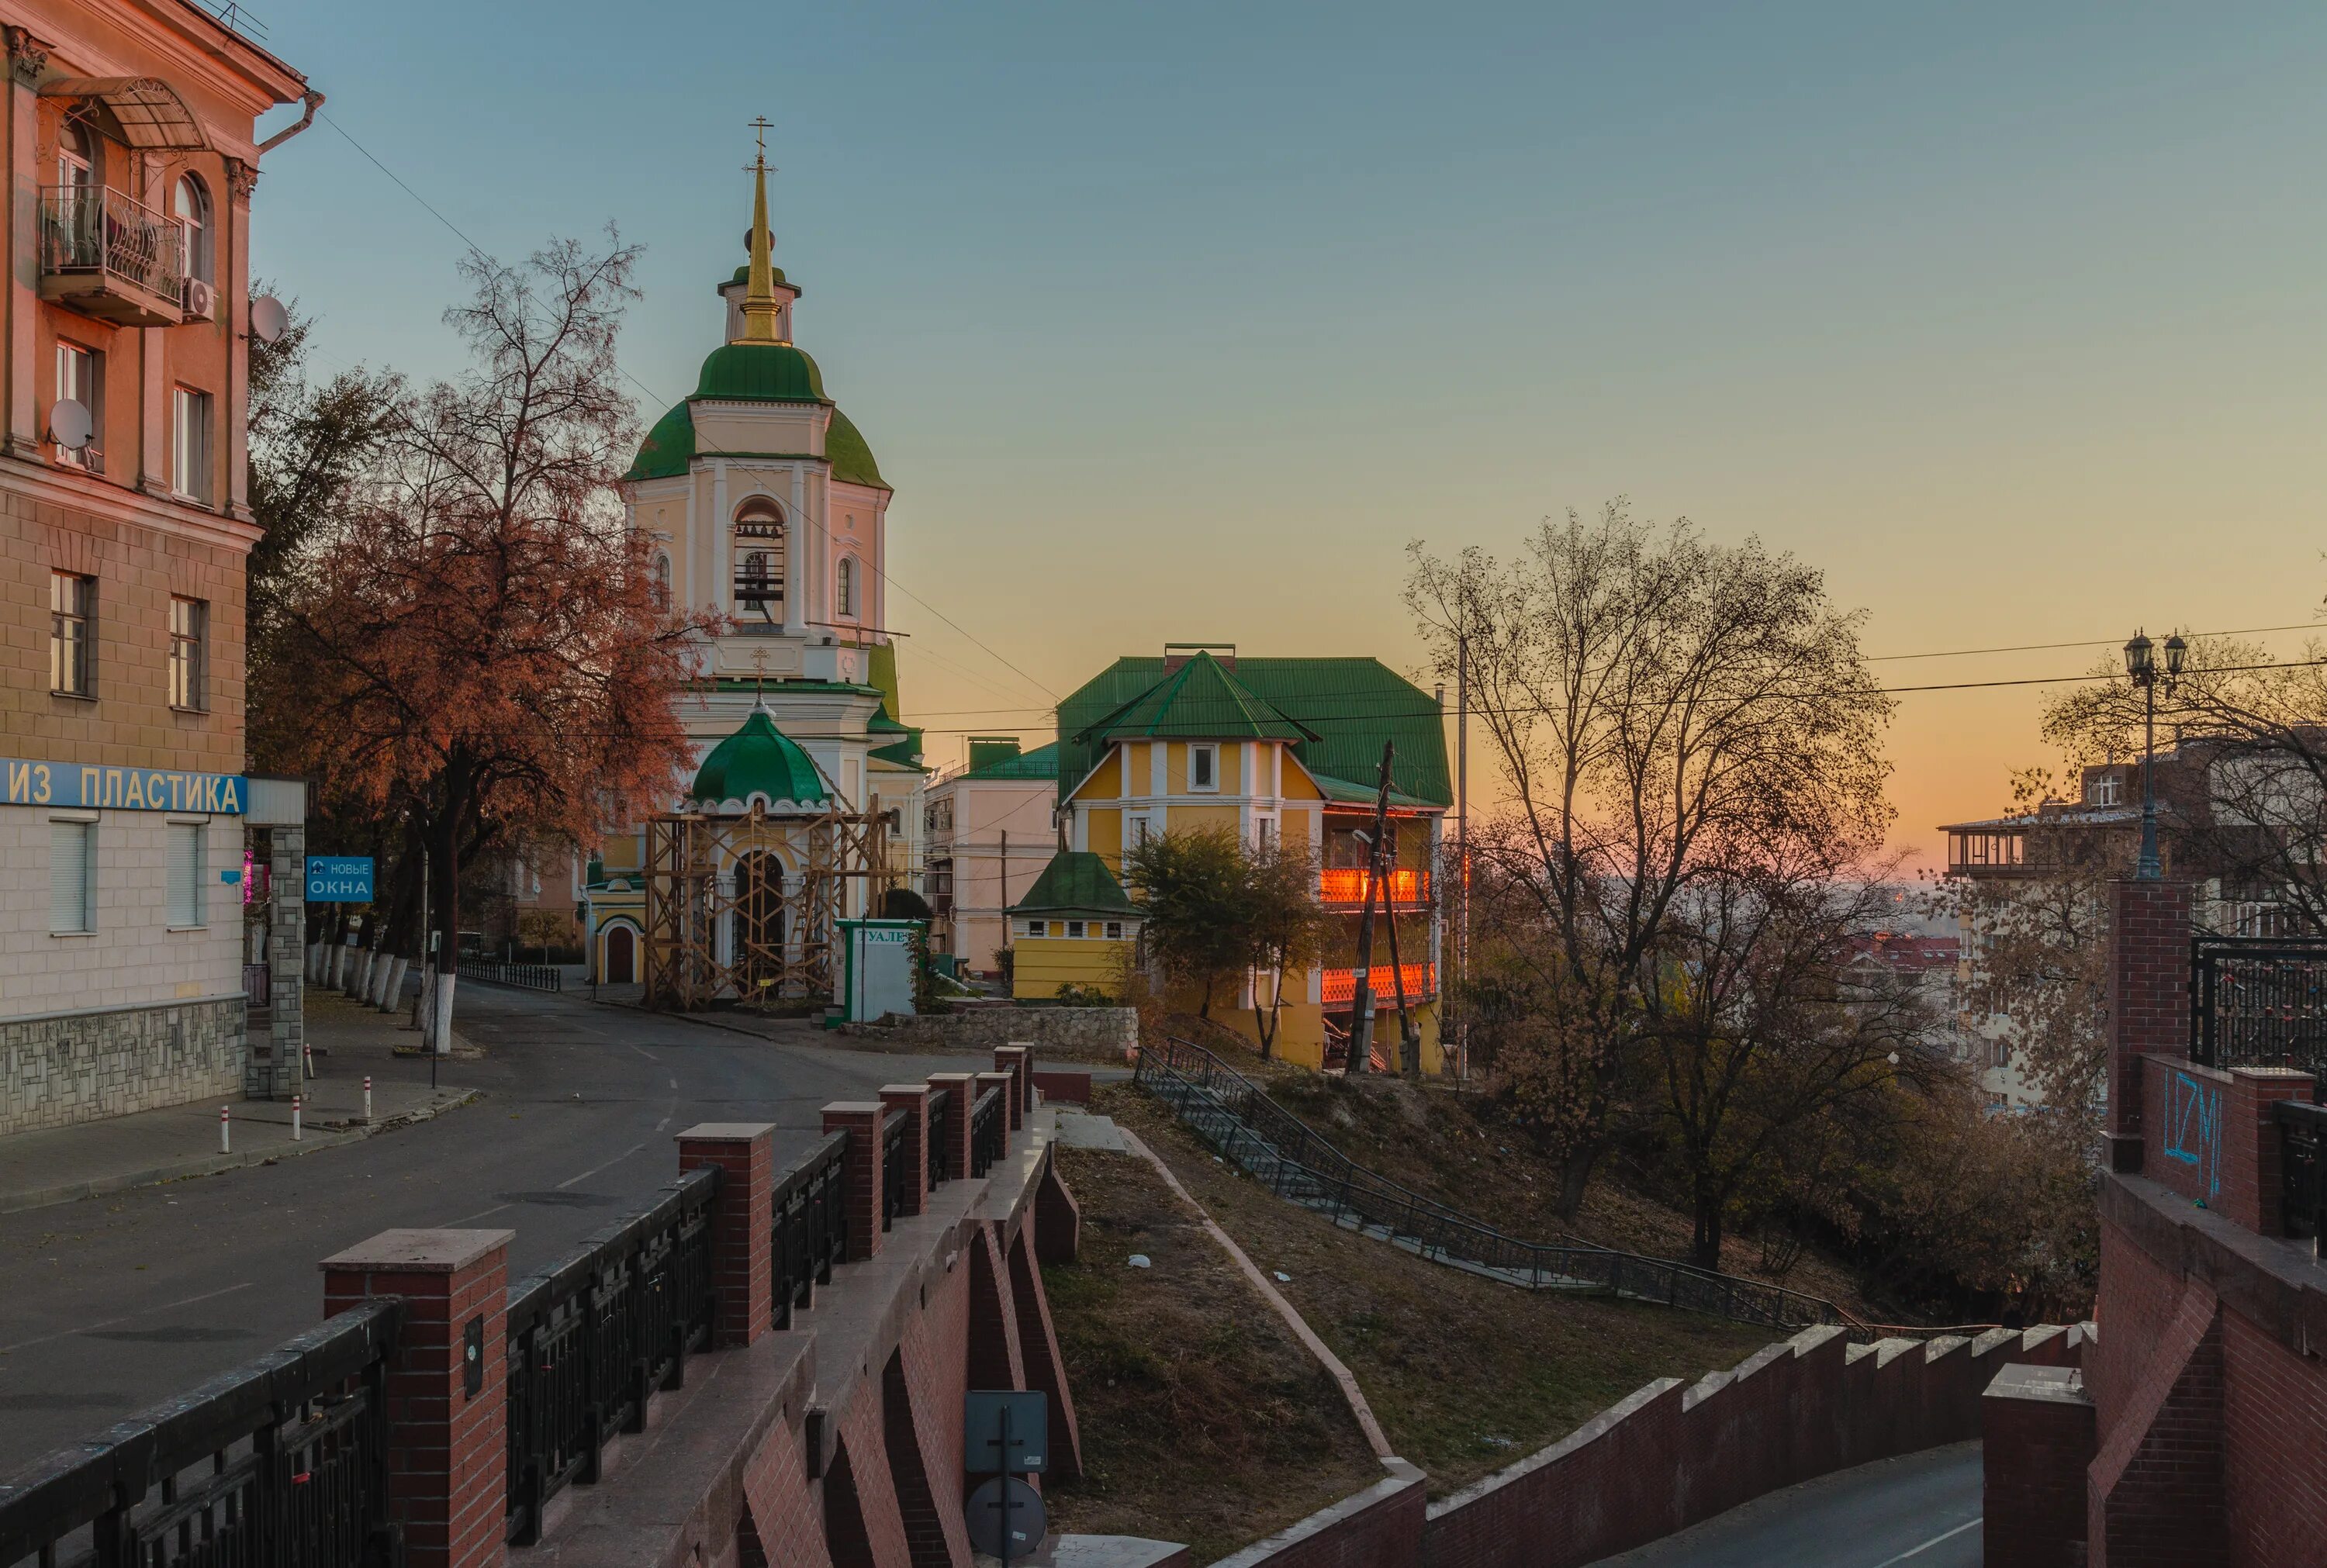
0 1088 485 1217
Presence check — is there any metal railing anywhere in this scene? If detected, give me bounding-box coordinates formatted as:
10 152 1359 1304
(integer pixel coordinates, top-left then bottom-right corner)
970 1086 1006 1178
881 1108 910 1231
504 1167 719 1545
1137 1034 1852 1335
2278 1100 2327 1252
39 185 185 305
465 959 565 993
773 1132 849 1329
0 1300 403 1568
1319 962 1437 1006
927 1087 953 1191
2191 936 2327 1071
1319 867 1432 905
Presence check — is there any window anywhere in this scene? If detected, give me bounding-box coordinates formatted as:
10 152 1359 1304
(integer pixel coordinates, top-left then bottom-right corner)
836 556 857 618
2090 775 2121 806
171 387 212 500
1105 921 1123 940
57 121 92 192
1067 920 1085 938
1189 744 1218 792
55 341 99 469
50 571 92 696
731 498 785 623
168 823 206 927
653 552 672 611
49 820 94 933
173 174 212 284
1024 919 1047 937
169 596 207 710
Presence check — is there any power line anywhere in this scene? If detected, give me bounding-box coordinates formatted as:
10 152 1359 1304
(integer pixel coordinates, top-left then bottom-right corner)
1867 621 2322 663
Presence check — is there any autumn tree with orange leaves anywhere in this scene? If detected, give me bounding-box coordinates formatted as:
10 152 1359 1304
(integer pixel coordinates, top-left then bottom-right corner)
254 233 715 1044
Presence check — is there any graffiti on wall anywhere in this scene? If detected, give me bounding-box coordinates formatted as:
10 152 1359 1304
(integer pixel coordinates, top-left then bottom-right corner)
2162 1069 2224 1200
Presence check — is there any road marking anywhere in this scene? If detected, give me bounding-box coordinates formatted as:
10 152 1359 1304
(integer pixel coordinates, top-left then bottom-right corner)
1868 1518 1978 1567
669 1077 678 1090
556 1141 648 1190
441 1203 510 1226
655 1117 670 1132
0 1281 254 1354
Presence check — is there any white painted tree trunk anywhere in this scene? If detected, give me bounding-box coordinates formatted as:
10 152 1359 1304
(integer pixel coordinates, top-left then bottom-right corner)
374 956 403 1010
349 950 373 999
431 972 457 1055
306 942 325 983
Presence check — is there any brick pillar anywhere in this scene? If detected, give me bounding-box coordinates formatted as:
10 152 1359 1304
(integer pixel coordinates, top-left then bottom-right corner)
321 1228 513 1568
1983 1363 2094 1568
676 1122 775 1345
976 1072 1017 1150
2104 879 2194 1172
2227 1065 2314 1235
928 1072 977 1181
822 1102 885 1260
878 1085 932 1217
994 1045 1030 1128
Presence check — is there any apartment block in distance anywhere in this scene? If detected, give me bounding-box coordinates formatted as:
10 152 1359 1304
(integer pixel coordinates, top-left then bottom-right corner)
0 2 316 1135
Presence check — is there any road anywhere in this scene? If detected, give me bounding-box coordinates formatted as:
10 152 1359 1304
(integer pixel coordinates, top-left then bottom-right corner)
0 985 974 1473
1593 1442 1983 1568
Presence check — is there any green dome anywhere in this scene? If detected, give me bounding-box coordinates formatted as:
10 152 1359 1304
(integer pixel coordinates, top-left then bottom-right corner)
695 342 826 402
726 264 790 289
628 401 695 481
826 407 888 491
690 709 830 810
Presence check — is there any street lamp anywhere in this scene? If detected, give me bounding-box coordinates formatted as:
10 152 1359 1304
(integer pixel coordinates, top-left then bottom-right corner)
2124 630 2187 880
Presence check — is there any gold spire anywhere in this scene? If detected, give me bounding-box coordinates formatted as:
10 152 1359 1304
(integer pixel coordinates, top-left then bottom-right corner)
740 117 783 344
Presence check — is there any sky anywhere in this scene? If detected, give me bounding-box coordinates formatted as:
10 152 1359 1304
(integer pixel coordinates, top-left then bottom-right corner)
239 0 2327 866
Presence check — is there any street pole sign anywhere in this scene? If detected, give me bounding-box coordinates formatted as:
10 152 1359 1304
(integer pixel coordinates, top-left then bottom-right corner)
963 1390 1049 1566
306 856 375 903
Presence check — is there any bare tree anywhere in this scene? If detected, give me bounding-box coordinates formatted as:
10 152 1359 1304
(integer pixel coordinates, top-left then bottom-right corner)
1407 503 1894 1217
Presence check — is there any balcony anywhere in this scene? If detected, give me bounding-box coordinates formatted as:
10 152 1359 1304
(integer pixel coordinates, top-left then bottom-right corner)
1319 867 1431 907
1321 962 1437 1006
39 186 185 326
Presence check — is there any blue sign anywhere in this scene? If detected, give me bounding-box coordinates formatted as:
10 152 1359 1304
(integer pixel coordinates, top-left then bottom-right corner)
2 757 246 813
306 856 375 903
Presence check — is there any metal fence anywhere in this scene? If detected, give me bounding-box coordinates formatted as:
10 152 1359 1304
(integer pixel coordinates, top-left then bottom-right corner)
970 1087 1005 1177
2279 1100 2327 1251
773 1133 850 1330
0 1300 403 1568
464 959 565 993
926 1087 953 1193
2191 936 2327 1071
881 1108 910 1231
504 1166 719 1545
1137 1034 1851 1335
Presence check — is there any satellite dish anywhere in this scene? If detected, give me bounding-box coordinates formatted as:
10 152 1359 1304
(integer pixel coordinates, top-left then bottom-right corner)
47 399 92 451
249 295 289 344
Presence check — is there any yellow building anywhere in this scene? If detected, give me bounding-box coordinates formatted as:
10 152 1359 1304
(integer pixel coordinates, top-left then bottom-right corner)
1005 849 1140 1000
1047 645 1451 1072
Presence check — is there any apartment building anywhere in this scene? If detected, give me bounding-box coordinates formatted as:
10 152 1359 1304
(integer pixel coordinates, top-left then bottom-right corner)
922 736 1059 977
0 2 315 1135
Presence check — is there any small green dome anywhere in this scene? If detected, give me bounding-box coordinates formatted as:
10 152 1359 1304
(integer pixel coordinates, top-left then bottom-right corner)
725 263 790 289
690 709 830 810
628 401 694 481
695 342 826 403
826 406 888 491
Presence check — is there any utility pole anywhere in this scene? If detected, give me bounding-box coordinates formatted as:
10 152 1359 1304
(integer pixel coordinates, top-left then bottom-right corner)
1456 631 1470 1087
1347 741 1395 1076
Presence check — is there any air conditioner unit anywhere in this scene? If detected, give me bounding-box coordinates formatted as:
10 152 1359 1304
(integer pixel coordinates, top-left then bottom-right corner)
181 278 216 320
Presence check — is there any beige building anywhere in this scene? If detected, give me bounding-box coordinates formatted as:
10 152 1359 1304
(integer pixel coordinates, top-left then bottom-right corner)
923 737 1058 976
0 2 316 1135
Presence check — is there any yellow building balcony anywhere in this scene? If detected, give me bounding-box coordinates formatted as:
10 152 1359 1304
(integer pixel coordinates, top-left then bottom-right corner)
39 186 185 327
1319 867 1431 907
1321 962 1437 1005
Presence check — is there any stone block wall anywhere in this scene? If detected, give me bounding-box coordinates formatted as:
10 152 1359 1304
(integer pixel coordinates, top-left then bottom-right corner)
842 1005 1137 1059
0 993 244 1135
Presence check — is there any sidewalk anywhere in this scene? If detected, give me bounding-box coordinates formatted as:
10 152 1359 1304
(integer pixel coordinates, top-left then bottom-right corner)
0 991 479 1215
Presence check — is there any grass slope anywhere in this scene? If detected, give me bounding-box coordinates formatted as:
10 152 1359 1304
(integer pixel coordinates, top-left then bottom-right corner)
1098 1083 1774 1498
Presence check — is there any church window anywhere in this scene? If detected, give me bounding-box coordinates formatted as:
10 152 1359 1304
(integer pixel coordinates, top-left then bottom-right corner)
732 497 784 624
653 552 672 610
836 556 858 618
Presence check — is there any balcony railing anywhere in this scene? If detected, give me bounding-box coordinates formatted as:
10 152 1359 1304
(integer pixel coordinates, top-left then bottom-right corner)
1321 962 1437 1006
39 185 185 326
1319 867 1430 906
2277 1100 2325 1254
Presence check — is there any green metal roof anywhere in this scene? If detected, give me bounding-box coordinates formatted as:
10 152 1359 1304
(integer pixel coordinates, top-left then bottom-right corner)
825 407 889 491
694 342 827 402
725 264 790 288
624 397 887 489
690 708 830 810
962 739 1059 782
1056 656 1452 810
1009 850 1139 917
628 401 695 481
1073 651 1317 748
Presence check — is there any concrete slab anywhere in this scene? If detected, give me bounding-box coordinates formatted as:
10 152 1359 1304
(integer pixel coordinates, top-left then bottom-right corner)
1052 1112 1130 1152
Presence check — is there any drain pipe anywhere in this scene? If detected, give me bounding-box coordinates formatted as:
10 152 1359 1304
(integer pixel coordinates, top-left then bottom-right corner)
257 89 323 154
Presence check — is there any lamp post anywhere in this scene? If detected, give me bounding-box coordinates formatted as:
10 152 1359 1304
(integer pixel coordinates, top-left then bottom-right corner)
2124 630 2187 881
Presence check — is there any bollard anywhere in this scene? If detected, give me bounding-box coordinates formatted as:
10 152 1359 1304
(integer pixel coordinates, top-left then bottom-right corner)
303 1042 315 1081
220 1105 230 1154
292 1094 303 1142
363 1076 374 1124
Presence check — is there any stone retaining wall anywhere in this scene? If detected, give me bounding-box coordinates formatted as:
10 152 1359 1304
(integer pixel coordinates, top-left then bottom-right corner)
844 1005 1137 1059
0 994 245 1136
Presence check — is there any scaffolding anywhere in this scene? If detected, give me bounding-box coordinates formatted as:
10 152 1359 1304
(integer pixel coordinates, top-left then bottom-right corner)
641 800 891 1011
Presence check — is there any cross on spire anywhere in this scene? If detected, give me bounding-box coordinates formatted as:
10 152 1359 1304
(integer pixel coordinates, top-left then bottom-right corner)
738 116 784 344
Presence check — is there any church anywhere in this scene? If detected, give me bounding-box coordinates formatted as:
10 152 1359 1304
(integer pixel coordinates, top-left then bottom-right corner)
583 154 925 989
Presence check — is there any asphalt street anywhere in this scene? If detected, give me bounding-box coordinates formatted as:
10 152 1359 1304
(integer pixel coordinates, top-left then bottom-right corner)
1592 1442 1984 1568
0 985 974 1473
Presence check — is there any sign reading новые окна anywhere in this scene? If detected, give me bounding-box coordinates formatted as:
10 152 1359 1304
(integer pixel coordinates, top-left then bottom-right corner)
307 856 375 903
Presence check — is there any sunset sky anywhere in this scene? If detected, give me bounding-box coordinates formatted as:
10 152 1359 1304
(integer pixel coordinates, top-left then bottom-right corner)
244 0 2327 866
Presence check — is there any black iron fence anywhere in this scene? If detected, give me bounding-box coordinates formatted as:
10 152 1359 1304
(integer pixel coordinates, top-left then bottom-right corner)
464 959 565 993
926 1087 953 1192
2191 936 2327 1071
773 1133 849 1330
970 1087 1005 1177
504 1166 719 1546
2279 1100 2327 1252
0 1300 403 1568
1137 1034 1852 1335
881 1108 910 1231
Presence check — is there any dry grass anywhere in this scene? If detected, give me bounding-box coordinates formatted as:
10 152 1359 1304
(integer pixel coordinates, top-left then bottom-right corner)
1098 1083 1776 1498
1041 1144 1383 1561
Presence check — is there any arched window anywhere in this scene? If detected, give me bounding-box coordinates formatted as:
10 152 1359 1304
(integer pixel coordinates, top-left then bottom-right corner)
836 556 857 619
173 174 212 285
653 552 672 611
57 122 92 191
731 496 785 625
